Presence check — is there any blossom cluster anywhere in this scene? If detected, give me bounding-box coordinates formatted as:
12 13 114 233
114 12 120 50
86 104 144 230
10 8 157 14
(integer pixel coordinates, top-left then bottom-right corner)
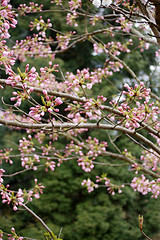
96 175 124 195
90 15 104 26
41 142 57 171
131 174 160 198
56 32 72 50
86 137 108 156
66 11 79 27
13 34 53 62
81 179 98 193
11 88 34 107
68 0 81 10
83 95 107 110
0 148 13 164
123 82 150 102
115 15 133 33
116 101 159 129
66 0 82 26
30 16 52 37
0 178 45 211
93 39 133 56
109 82 159 130
35 63 66 91
29 91 63 121
78 156 95 172
18 2 43 15
0 1 159 239
65 68 104 93
6 64 38 86
41 141 55 156
18 135 38 169
65 138 108 172
3 227 23 240
1 187 24 211
66 95 107 122
82 175 125 195
138 40 150 53
6 62 68 95
0 0 17 39
0 40 15 69
141 150 160 172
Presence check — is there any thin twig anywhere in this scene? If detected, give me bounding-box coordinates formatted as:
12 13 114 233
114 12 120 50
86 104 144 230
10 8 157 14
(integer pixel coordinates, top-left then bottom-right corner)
21 203 54 240
141 230 152 240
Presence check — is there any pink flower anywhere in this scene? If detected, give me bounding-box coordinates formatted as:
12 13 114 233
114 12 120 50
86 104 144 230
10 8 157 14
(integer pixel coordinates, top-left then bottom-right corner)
55 97 63 105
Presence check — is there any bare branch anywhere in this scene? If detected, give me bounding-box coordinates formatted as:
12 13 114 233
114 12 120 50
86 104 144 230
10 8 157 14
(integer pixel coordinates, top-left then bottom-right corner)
0 119 159 155
21 203 54 240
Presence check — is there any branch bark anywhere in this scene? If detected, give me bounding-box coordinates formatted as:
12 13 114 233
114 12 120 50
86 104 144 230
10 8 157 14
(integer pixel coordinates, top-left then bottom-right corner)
136 0 160 44
0 119 159 155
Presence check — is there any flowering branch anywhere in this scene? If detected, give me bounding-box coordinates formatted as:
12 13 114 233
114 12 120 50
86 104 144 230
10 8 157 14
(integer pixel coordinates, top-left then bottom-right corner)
0 119 159 154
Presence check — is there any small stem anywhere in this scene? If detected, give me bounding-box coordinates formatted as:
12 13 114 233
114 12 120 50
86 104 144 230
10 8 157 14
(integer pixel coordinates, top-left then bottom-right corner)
58 228 63 239
21 203 54 240
141 230 152 240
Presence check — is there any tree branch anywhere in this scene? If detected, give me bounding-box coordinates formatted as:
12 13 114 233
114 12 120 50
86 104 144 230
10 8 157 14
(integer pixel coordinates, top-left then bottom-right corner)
0 119 159 155
21 203 54 240
136 0 160 44
130 27 158 45
60 133 160 179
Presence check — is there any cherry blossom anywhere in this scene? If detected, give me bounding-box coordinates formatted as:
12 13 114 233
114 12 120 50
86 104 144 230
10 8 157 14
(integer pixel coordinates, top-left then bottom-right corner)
18 2 43 15
0 0 160 238
81 179 98 193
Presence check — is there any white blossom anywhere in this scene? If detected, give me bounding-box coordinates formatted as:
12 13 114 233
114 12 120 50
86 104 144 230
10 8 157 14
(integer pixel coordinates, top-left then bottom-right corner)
93 0 112 7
